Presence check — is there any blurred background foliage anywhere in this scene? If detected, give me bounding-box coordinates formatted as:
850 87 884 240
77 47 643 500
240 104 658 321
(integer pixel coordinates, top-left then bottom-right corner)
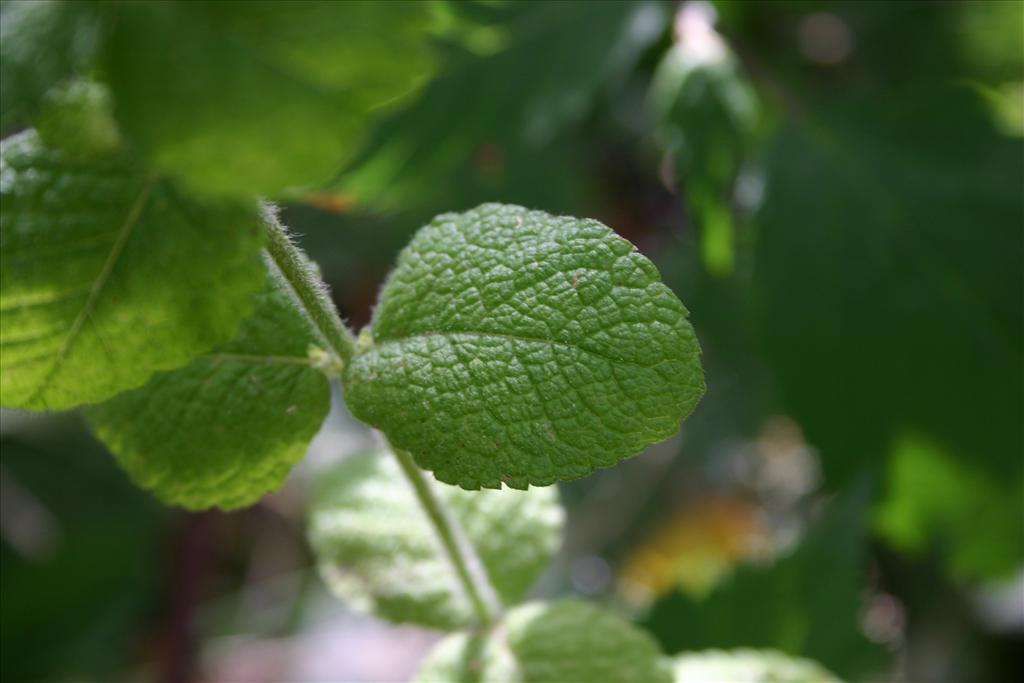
1 1 1021 681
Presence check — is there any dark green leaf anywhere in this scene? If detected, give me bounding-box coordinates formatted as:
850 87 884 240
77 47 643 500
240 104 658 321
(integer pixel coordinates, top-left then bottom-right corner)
0 0 99 131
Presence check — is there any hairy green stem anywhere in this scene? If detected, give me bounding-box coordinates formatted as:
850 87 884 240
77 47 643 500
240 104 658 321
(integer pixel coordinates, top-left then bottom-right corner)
261 206 496 625
262 206 356 365
390 442 498 626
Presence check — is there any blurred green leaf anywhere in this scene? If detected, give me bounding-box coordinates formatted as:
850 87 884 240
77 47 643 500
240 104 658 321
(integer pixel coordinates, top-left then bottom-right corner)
642 486 886 680
34 80 120 159
672 649 842 683
87 264 330 511
0 0 99 131
874 434 1024 581
342 0 667 211
414 599 673 683
649 7 760 276
753 87 1023 487
1 423 165 683
308 449 563 630
0 130 265 410
342 204 704 489
103 1 436 197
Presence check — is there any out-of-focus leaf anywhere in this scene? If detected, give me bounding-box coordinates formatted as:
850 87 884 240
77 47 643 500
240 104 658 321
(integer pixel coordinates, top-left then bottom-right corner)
650 3 760 276
87 264 331 511
754 87 1023 487
672 649 842 683
874 434 1024 581
0 421 165 683
342 1 667 210
34 80 120 159
956 0 1024 84
0 0 100 131
641 486 886 680
0 131 265 410
308 450 563 630
103 1 436 197
414 599 673 683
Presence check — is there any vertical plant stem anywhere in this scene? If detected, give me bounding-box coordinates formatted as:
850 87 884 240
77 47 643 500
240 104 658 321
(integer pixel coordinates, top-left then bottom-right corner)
262 205 356 365
261 206 495 625
390 442 497 626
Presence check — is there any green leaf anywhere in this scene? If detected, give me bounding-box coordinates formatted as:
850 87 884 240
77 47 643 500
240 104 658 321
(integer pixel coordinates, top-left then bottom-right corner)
86 264 330 510
0 130 265 410
413 599 673 683
308 450 563 629
103 0 436 197
754 87 1023 487
342 1 667 211
35 80 121 159
641 486 886 680
342 204 704 489
672 649 843 683
873 434 1024 580
0 0 100 131
649 22 760 277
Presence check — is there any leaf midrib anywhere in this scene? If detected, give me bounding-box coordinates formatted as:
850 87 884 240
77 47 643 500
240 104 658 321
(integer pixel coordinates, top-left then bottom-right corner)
370 329 674 370
26 175 157 406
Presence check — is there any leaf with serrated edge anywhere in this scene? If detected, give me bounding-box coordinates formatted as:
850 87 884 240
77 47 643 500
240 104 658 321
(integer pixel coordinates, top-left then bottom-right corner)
673 650 843 683
342 203 704 489
0 130 264 411
103 1 435 197
414 599 673 683
308 450 563 629
86 264 330 510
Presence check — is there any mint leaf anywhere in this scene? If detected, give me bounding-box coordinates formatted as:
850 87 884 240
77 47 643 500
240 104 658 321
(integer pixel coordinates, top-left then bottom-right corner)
0 0 99 131
86 265 330 510
103 1 435 197
0 130 264 410
342 203 704 489
414 599 673 683
672 650 842 683
308 450 563 629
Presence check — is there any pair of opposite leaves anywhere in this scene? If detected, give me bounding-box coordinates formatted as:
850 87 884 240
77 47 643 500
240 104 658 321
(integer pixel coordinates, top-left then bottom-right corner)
0 131 705 508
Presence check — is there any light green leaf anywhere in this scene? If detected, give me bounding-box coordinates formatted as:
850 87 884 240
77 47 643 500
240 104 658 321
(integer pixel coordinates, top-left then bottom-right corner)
873 434 1024 580
672 649 842 683
0 0 99 131
103 0 436 197
0 130 265 411
86 264 330 510
414 599 673 683
35 80 121 159
342 203 704 489
308 450 563 630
